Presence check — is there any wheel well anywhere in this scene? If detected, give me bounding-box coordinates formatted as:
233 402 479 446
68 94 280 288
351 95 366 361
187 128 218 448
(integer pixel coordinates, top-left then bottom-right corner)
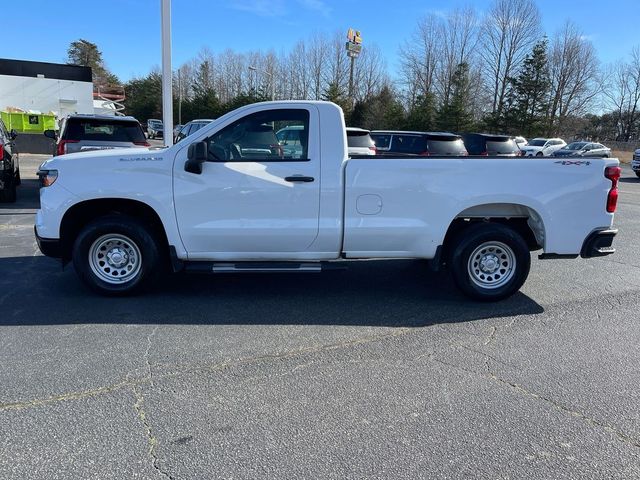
440 206 545 266
59 199 169 262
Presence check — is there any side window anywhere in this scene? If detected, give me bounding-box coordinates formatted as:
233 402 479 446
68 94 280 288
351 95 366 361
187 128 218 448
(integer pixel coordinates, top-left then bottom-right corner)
205 109 309 162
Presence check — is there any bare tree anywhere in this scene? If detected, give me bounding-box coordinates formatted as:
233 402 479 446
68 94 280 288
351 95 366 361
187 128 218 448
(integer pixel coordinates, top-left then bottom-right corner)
352 44 388 102
308 33 329 100
481 0 542 117
399 13 442 107
547 22 600 134
603 46 640 140
437 7 480 106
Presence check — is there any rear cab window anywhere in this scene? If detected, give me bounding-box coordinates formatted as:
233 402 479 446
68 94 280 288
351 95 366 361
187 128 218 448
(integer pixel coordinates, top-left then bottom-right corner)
64 118 146 143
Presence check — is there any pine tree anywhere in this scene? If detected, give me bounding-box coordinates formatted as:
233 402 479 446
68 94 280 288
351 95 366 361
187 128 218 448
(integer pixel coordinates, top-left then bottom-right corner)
505 39 551 136
67 39 119 86
191 61 221 119
405 93 436 132
436 63 474 132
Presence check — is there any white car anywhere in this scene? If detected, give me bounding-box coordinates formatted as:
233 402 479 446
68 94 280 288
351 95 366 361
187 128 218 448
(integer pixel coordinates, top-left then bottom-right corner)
632 149 640 178
513 136 527 147
521 138 566 157
346 127 376 156
35 101 620 301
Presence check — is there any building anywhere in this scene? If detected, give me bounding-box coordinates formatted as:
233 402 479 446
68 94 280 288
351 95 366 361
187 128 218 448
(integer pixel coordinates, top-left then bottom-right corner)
0 58 93 118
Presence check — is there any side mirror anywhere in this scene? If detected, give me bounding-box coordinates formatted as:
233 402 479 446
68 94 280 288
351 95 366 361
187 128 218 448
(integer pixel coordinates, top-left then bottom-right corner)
185 141 207 174
44 129 57 140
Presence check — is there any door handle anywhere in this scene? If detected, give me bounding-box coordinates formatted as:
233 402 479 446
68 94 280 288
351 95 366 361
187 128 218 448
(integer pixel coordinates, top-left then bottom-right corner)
285 175 315 183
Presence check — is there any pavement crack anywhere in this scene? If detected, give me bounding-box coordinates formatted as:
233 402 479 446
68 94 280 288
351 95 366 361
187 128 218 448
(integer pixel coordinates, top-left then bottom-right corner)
484 370 640 450
132 385 174 480
0 380 136 411
425 350 640 451
0 326 413 413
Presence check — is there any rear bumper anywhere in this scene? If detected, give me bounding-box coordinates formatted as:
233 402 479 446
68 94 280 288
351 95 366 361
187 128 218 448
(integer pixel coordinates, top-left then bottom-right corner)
35 226 62 258
580 229 617 258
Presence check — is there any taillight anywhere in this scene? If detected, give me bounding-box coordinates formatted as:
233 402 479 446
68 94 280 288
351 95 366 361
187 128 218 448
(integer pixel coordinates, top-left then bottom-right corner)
420 151 430 156
368 146 377 154
134 141 151 147
0 143 3 161
605 166 621 213
56 139 78 156
480 151 489 156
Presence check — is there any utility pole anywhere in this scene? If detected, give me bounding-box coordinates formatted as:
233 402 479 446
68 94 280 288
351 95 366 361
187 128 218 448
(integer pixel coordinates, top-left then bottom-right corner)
161 0 173 145
178 68 182 126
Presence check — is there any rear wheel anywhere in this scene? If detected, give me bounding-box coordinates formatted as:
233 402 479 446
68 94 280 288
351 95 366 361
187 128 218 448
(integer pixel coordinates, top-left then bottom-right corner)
636 172 640 178
15 169 21 186
536 152 543 157
72 215 161 296
449 223 531 301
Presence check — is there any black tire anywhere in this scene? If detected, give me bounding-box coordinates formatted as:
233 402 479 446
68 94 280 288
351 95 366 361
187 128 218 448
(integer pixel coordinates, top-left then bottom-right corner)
72 215 161 296
636 172 640 178
449 223 531 302
15 169 21 186
0 175 17 203
536 152 543 157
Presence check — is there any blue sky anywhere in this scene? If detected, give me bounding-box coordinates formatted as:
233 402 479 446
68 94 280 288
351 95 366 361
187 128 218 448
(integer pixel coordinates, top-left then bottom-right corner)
4 0 639 81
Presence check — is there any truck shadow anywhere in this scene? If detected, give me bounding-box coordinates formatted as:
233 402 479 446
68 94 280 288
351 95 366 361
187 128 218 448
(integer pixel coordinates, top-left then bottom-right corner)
0 255 544 328
0 179 40 211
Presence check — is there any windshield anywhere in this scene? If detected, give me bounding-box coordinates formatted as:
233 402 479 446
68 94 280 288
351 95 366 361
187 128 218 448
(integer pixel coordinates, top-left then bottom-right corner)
148 120 163 128
528 139 547 147
565 142 588 150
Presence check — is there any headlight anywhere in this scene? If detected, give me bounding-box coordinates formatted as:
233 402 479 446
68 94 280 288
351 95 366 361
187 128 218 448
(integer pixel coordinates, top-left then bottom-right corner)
38 169 58 187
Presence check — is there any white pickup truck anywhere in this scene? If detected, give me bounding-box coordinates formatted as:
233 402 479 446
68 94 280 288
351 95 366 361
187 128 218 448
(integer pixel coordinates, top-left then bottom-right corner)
35 101 620 301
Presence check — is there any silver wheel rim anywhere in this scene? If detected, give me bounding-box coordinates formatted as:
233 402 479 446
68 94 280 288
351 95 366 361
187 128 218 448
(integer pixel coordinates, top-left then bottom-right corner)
88 234 142 285
467 241 516 290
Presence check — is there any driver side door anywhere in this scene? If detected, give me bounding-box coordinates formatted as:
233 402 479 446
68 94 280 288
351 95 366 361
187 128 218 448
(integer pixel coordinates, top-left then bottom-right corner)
173 106 321 259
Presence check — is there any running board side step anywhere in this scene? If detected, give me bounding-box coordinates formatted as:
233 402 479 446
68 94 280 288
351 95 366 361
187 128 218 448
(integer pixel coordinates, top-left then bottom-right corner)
184 262 330 273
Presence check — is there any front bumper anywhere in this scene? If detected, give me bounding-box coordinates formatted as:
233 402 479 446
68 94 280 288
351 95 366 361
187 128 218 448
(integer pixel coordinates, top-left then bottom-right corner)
580 229 617 258
632 158 639 171
34 226 62 258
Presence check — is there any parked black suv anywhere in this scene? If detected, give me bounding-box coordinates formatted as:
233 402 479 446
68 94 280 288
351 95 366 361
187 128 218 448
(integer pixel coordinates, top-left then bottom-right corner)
370 131 468 156
0 119 19 202
462 133 521 156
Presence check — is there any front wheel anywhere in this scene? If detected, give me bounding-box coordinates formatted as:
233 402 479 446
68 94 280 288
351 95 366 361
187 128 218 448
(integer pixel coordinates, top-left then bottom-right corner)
72 215 161 296
536 152 543 157
636 172 640 178
449 223 531 301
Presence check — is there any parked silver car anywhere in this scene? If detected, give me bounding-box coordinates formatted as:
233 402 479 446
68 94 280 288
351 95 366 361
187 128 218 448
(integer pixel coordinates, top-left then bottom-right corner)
44 115 149 156
552 141 611 158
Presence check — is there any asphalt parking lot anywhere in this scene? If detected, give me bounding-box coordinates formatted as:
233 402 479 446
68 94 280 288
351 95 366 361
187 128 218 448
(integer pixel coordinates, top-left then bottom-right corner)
1 154 639 479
